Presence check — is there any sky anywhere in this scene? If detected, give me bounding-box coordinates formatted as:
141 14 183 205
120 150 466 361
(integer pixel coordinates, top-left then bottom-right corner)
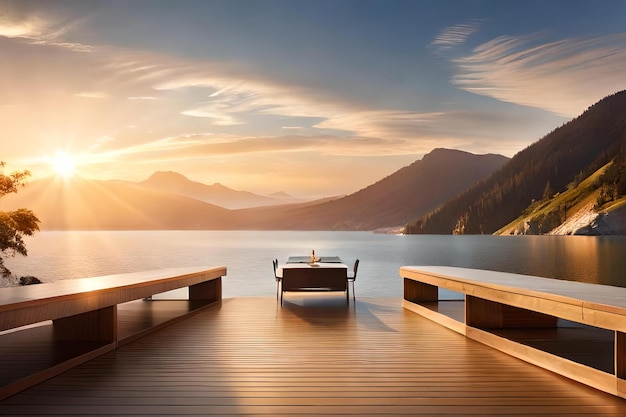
2 0 626 198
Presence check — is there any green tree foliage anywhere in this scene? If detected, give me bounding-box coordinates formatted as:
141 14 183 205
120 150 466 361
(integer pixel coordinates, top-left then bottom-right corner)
0 162 40 277
542 181 554 200
405 90 626 234
596 146 626 208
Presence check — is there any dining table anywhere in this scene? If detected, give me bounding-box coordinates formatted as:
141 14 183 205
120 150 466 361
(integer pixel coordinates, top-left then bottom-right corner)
277 255 349 304
286 255 344 264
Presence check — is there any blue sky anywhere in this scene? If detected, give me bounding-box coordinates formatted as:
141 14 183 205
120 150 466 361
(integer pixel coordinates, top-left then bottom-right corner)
1 0 626 197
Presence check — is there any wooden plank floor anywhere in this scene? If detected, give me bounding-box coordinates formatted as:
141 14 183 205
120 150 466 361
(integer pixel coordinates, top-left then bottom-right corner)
422 300 616 373
2 296 626 416
0 299 210 390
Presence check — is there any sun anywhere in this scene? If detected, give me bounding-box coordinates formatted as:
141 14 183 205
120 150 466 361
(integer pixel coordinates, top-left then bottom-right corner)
50 152 77 178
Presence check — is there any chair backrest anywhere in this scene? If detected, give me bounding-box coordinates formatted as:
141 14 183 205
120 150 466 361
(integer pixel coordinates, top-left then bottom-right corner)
352 259 359 279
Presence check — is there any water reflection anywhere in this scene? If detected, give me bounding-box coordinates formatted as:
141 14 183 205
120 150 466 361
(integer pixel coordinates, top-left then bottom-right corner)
436 235 626 287
4 231 626 297
593 237 626 287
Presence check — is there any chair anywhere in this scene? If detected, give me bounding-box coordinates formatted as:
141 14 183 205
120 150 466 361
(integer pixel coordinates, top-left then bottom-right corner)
273 259 281 300
347 259 359 301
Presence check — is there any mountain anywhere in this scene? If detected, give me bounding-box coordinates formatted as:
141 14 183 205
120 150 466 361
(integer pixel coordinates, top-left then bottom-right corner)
405 90 626 235
137 171 305 209
234 149 509 230
1 177 235 230
2 149 508 231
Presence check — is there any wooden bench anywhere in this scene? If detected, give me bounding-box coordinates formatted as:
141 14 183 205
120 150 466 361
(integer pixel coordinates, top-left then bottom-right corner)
401 266 626 399
0 266 226 400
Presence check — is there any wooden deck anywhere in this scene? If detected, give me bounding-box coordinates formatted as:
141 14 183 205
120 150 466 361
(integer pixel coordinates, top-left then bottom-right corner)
0 267 224 400
401 266 626 397
2 296 626 416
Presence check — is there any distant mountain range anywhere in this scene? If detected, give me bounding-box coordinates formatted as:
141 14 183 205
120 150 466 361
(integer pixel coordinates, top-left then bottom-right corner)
137 171 306 209
2 177 234 230
1 149 508 231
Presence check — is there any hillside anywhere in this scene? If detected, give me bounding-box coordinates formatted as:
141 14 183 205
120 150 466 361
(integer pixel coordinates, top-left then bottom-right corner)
234 149 509 230
137 171 305 209
1 177 235 230
405 91 626 235
495 161 610 235
496 157 626 235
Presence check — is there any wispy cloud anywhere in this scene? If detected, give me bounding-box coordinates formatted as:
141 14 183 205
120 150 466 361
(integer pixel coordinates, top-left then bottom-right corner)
88 103 545 165
153 72 337 121
74 91 109 99
181 109 244 126
0 9 522 155
451 33 626 116
315 110 444 138
0 3 563 191
0 16 46 38
0 21 547 163
0 6 91 52
431 21 482 52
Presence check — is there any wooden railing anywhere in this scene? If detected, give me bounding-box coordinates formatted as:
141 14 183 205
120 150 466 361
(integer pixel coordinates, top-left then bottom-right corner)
0 266 226 400
401 266 626 399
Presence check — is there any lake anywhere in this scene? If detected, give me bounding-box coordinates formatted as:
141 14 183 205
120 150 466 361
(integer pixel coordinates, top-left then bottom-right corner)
4 230 626 298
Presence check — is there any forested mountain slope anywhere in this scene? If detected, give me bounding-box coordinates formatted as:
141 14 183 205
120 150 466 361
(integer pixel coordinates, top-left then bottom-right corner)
405 91 626 234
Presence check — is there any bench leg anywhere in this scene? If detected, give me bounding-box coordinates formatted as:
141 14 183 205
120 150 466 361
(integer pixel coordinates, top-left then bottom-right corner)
617 332 626 379
189 278 222 303
53 306 117 343
404 278 438 303
466 296 558 329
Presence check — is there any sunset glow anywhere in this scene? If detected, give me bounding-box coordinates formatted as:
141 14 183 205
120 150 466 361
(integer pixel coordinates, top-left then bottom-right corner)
1 1 626 197
49 152 77 178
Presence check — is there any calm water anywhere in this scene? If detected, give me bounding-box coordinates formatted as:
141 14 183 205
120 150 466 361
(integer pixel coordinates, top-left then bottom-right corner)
4 230 626 297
